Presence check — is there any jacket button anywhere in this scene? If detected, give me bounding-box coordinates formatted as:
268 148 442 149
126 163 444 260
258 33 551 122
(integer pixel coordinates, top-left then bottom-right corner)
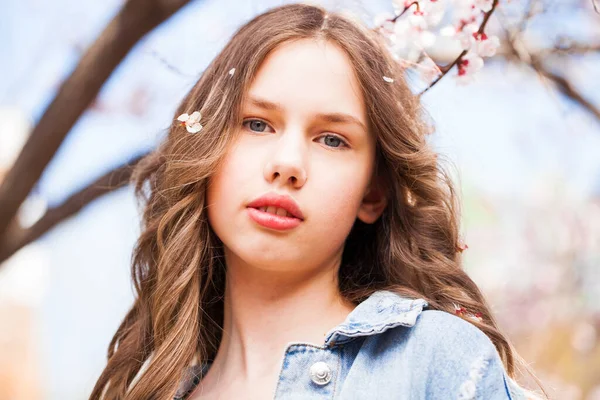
309 361 332 386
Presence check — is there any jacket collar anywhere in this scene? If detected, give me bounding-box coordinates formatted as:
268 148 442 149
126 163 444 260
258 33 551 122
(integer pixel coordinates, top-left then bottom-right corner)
174 290 428 399
324 290 429 347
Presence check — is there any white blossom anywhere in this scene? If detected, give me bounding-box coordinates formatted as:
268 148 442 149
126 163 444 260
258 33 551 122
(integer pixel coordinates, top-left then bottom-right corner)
421 0 446 27
390 16 437 62
440 24 456 37
475 35 500 57
455 23 499 58
374 0 499 85
453 0 480 21
457 23 479 50
418 56 441 84
176 111 203 134
373 11 396 36
455 51 484 85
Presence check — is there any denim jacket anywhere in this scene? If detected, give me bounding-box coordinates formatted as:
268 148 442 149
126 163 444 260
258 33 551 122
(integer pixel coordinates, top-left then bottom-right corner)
174 290 530 399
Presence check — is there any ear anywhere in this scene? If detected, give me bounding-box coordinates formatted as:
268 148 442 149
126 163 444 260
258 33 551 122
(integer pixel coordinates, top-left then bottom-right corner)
357 174 388 224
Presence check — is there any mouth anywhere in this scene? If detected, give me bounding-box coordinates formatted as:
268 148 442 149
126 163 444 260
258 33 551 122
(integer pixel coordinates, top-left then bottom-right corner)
246 192 304 231
252 205 296 218
246 207 303 230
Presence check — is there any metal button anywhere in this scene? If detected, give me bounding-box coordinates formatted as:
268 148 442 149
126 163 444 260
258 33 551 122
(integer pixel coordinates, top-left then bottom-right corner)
309 361 332 385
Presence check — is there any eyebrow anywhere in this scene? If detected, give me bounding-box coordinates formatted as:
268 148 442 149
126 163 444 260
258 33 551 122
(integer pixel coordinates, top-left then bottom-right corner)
246 95 367 132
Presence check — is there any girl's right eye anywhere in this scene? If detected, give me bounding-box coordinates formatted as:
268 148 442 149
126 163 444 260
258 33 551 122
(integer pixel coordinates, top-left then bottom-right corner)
242 119 274 133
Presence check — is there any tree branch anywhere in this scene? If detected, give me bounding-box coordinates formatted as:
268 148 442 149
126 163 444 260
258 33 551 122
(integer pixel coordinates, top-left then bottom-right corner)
0 153 148 265
420 0 500 95
529 57 600 122
0 0 190 242
497 8 600 124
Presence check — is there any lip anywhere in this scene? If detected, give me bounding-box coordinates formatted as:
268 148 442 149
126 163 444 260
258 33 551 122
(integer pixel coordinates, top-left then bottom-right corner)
246 192 304 231
247 192 304 219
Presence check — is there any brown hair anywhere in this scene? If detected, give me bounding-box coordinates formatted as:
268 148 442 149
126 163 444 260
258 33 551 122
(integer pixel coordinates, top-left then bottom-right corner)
90 3 546 399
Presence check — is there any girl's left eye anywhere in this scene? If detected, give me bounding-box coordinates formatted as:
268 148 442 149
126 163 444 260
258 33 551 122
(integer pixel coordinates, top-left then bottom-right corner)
317 134 348 149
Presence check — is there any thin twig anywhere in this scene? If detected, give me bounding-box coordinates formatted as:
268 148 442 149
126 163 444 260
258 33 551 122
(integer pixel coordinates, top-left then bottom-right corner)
496 5 600 124
0 153 148 265
421 0 500 94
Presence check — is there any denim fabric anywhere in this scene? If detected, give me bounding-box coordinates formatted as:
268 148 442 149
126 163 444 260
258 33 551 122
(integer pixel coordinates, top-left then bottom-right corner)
174 290 529 399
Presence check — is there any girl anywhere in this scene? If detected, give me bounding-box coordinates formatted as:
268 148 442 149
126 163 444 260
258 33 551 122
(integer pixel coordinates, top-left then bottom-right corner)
90 3 547 400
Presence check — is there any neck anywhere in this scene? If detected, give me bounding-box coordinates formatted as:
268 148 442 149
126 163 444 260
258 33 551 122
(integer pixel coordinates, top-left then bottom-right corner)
209 247 356 385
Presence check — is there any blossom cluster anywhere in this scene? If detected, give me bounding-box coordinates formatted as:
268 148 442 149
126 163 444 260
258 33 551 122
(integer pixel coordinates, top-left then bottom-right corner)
374 0 501 87
454 304 484 322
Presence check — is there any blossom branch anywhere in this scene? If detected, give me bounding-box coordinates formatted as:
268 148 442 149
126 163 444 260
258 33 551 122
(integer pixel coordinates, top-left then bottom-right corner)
421 0 500 94
373 0 501 94
392 1 422 21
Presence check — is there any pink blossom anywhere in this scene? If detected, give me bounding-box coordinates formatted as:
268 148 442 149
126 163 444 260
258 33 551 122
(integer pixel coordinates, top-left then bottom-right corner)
475 35 500 57
374 0 499 86
455 51 484 85
457 23 479 50
390 17 437 62
373 11 396 36
176 111 203 134
418 56 442 84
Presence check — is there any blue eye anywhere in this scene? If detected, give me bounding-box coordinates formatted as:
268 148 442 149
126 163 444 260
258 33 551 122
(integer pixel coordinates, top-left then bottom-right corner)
243 119 272 133
318 134 348 149
242 119 348 149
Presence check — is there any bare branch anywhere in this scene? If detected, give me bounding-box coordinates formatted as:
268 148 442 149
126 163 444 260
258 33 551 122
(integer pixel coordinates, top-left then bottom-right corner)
546 41 600 56
0 153 148 265
496 6 600 124
529 57 600 122
0 0 191 242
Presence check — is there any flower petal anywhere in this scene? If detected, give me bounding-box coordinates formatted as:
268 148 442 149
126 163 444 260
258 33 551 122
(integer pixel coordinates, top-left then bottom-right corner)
187 123 202 134
383 76 394 83
177 113 189 122
188 111 201 124
229 68 236 76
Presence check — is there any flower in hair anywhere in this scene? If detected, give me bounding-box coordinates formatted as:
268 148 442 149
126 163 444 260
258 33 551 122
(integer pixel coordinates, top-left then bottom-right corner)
456 238 469 253
454 304 483 322
177 111 203 134
383 76 394 83
229 68 236 76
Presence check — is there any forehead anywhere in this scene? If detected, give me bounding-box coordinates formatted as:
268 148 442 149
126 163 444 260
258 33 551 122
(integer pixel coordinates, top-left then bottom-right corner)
245 38 367 126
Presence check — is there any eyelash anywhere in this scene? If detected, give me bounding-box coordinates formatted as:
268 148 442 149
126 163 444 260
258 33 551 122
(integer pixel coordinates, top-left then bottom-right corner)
242 118 350 149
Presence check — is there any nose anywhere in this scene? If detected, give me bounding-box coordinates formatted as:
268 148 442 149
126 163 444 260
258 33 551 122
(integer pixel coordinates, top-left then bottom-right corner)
263 130 307 189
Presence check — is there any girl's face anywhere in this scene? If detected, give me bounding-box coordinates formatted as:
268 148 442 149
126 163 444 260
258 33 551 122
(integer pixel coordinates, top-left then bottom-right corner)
207 38 387 273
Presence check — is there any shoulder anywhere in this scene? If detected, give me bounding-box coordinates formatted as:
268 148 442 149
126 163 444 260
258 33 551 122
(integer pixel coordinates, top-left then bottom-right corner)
412 309 495 350
380 308 529 399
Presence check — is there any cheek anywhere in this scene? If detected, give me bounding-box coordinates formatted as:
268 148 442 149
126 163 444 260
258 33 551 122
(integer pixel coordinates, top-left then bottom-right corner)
211 145 250 193
206 143 254 230
308 157 373 230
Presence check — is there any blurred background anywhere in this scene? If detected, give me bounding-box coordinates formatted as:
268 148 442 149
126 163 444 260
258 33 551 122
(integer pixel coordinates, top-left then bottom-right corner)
0 0 598 398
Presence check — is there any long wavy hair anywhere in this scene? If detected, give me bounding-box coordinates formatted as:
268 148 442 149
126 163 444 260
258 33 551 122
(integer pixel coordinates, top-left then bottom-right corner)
90 3 546 399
